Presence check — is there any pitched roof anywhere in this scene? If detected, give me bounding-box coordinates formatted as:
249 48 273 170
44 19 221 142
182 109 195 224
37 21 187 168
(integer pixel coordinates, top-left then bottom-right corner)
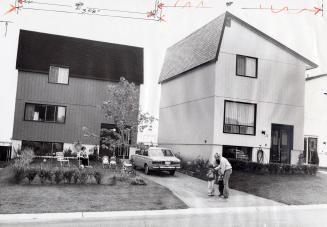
306 74 327 81
16 30 144 84
159 12 318 83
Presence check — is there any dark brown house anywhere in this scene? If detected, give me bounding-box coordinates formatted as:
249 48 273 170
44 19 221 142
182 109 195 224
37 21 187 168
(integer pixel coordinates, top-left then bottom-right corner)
12 30 143 157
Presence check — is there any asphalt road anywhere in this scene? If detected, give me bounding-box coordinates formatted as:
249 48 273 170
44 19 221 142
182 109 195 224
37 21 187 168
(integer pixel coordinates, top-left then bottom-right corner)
1 205 327 227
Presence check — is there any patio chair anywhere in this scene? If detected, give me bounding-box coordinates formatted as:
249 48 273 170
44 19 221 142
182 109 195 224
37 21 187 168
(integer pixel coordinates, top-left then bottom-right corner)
56 152 69 167
109 156 117 170
102 156 110 169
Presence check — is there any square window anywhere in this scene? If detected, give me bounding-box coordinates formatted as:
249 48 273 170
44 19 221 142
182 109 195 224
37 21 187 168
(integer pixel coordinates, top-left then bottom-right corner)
224 101 256 135
236 55 257 78
49 66 69 84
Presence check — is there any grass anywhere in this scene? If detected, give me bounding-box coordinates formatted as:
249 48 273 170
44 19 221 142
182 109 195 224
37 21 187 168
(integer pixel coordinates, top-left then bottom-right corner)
230 170 327 205
0 162 187 214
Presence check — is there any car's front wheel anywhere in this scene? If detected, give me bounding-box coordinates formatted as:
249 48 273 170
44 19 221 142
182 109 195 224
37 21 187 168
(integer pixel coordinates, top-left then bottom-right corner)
169 170 175 176
144 164 150 175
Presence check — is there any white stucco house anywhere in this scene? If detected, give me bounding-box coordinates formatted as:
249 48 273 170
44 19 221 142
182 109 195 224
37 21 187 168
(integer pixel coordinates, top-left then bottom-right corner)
304 74 327 167
158 12 318 164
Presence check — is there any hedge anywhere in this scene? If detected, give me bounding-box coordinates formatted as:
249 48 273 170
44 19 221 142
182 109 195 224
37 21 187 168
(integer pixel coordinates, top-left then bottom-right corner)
228 159 318 175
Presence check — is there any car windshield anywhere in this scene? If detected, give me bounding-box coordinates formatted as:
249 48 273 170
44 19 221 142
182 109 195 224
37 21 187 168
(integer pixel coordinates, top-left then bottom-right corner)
149 149 174 157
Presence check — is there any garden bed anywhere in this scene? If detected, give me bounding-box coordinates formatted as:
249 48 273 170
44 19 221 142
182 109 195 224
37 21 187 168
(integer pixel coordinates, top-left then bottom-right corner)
0 164 187 214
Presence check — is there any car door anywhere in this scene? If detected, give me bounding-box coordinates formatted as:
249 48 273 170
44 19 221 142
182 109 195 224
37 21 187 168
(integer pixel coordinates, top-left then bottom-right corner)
140 149 149 168
132 149 141 167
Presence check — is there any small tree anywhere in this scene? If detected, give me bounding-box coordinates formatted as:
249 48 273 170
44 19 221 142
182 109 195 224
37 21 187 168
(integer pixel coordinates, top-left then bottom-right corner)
84 77 156 157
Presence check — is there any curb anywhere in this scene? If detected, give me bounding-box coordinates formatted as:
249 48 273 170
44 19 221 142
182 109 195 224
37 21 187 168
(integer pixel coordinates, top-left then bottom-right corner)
2 204 327 223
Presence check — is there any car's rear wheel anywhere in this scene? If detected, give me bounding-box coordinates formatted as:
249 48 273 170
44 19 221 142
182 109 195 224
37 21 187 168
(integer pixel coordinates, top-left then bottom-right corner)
144 164 150 175
169 170 175 176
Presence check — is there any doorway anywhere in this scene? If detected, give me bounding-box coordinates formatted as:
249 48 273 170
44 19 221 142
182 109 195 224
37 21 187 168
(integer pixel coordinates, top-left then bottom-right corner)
270 124 294 164
304 136 318 164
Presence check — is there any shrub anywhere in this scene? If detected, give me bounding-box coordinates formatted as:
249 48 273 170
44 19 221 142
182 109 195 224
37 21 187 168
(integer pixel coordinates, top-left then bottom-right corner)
79 170 89 184
94 171 103 184
108 175 117 186
117 172 129 182
63 148 72 157
63 169 75 183
228 159 318 175
73 169 80 184
25 168 38 184
12 148 35 169
88 152 99 161
311 151 320 165
130 176 146 185
38 167 52 184
12 167 26 184
54 168 64 184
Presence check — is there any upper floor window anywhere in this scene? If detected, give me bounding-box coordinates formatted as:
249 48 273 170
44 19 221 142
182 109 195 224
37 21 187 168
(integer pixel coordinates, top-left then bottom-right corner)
49 66 69 84
24 103 66 123
236 55 258 78
223 100 256 135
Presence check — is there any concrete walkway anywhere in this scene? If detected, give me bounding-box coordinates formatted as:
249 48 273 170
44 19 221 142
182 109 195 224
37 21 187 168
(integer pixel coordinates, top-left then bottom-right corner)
140 171 284 208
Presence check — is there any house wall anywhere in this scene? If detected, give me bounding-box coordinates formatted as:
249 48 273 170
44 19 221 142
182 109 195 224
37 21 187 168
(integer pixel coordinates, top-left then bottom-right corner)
304 77 327 167
212 18 307 164
158 63 216 160
12 72 139 146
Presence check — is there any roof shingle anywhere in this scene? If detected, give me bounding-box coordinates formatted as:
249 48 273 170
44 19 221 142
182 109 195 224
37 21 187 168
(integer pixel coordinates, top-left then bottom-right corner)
159 12 318 84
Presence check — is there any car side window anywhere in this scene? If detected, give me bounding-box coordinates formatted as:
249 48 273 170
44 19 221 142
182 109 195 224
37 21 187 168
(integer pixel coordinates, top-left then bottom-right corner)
143 150 148 156
135 150 141 155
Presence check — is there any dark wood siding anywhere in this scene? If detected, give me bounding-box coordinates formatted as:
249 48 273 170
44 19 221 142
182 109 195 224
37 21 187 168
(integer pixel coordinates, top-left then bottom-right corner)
12 72 139 145
16 30 144 84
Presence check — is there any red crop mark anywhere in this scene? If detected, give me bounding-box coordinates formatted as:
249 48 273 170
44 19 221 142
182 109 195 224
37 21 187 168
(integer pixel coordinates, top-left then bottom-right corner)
158 3 164 9
196 0 204 8
270 5 289 13
147 10 156 17
159 14 166 22
4 4 17 15
296 7 321 15
243 4 323 16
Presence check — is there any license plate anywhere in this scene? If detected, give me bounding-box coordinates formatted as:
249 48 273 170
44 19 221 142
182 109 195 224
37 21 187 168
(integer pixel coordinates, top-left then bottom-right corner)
165 161 170 165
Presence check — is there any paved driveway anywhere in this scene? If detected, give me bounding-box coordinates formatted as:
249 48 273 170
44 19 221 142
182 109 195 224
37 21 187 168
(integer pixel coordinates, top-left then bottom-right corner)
139 171 284 208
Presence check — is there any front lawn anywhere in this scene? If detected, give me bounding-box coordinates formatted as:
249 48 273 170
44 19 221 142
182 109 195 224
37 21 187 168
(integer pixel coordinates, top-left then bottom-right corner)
0 163 187 214
230 170 327 205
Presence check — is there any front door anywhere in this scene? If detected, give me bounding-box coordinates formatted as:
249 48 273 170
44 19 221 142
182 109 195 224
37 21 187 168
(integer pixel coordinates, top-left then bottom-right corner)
270 124 294 164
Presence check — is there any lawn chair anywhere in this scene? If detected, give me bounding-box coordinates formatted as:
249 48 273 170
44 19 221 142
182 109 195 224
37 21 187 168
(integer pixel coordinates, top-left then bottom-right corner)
56 152 69 167
122 160 135 176
109 156 117 170
102 156 110 169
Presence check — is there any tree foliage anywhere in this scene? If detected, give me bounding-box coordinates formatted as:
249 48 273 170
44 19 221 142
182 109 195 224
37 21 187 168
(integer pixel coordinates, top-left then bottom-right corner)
84 77 156 153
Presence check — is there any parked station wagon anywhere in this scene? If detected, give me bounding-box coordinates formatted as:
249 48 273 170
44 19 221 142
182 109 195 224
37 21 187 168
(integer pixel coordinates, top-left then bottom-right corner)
131 147 181 175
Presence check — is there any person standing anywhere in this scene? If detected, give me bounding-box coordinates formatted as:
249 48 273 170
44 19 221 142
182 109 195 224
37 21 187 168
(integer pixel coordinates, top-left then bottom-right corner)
214 153 232 199
206 164 216 196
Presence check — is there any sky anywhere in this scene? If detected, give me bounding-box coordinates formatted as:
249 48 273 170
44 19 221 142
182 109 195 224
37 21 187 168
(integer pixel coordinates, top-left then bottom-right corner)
0 0 326 143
